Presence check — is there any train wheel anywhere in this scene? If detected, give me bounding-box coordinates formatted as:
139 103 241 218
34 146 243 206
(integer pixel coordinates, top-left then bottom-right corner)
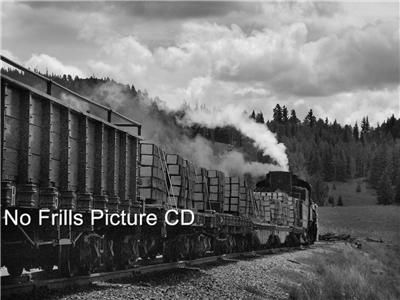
250 232 261 250
146 237 159 260
163 240 171 263
104 239 116 271
267 234 281 248
188 234 199 259
236 236 245 252
197 234 208 258
113 238 125 269
7 264 23 277
273 235 281 248
285 232 300 247
227 235 235 253
163 238 175 262
79 262 94 275
177 235 190 260
59 245 78 277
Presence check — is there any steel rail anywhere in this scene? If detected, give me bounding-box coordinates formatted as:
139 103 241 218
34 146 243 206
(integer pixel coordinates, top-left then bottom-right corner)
1 245 305 297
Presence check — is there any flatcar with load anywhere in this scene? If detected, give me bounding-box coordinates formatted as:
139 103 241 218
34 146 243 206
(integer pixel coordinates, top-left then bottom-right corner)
0 56 317 277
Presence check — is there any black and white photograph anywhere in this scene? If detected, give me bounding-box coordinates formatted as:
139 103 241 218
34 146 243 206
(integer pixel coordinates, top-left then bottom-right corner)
0 1 399 299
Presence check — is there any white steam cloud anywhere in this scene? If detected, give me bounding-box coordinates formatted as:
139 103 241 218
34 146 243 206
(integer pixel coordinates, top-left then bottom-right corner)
69 81 288 178
169 135 283 177
180 105 289 170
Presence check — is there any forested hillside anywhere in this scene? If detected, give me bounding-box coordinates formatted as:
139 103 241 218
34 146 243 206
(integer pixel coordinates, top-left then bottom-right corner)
262 105 400 206
2 68 399 206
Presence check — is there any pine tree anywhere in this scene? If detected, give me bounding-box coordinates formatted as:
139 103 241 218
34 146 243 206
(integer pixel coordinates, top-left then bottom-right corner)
361 117 370 133
334 149 348 181
304 109 316 127
250 110 256 120
307 148 322 176
255 112 265 124
343 125 351 142
328 196 335 206
369 147 389 189
394 180 400 204
361 117 370 143
289 109 299 124
394 163 400 204
337 196 343 206
377 168 394 205
282 106 289 123
353 122 359 141
322 146 335 181
273 104 282 122
310 175 329 206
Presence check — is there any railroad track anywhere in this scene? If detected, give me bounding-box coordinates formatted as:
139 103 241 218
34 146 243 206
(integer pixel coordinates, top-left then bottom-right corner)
1 246 305 297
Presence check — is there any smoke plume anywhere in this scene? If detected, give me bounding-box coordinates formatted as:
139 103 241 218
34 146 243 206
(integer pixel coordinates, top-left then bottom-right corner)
180 105 289 170
174 135 284 176
91 82 288 177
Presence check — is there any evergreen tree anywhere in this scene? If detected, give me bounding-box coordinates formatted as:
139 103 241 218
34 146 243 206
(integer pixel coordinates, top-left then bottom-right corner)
361 117 370 133
310 175 329 206
334 149 348 181
377 168 394 205
353 122 359 141
395 179 400 204
307 148 322 176
343 125 351 142
337 196 343 206
369 147 389 188
250 110 256 120
321 144 334 181
273 104 282 122
282 106 289 123
328 196 335 206
394 163 400 204
255 112 265 124
304 109 316 127
361 116 370 142
394 180 400 204
289 109 299 124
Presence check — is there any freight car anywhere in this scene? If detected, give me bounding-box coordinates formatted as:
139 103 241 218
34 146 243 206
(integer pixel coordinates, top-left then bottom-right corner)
0 56 317 278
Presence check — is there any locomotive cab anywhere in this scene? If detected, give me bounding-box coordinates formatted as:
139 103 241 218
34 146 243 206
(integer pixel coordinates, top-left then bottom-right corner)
255 171 318 243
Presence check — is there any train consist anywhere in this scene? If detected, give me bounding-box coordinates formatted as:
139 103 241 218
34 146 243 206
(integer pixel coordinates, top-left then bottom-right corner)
0 56 318 277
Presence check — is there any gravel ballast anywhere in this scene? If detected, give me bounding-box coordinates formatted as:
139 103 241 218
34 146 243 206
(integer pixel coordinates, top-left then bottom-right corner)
43 245 331 300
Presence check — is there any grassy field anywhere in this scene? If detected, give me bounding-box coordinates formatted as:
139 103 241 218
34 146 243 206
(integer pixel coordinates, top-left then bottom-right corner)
318 205 400 242
288 205 400 300
326 178 377 206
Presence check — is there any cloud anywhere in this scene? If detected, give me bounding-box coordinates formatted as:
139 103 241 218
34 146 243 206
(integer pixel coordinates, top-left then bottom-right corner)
25 54 85 77
311 87 400 126
170 20 399 97
86 18 398 104
2 1 399 126
116 2 258 20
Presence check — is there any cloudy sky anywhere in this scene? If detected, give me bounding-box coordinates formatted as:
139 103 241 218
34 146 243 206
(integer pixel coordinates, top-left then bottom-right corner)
1 1 399 125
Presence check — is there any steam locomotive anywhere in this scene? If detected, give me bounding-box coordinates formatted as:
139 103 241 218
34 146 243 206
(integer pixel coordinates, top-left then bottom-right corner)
0 56 318 277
